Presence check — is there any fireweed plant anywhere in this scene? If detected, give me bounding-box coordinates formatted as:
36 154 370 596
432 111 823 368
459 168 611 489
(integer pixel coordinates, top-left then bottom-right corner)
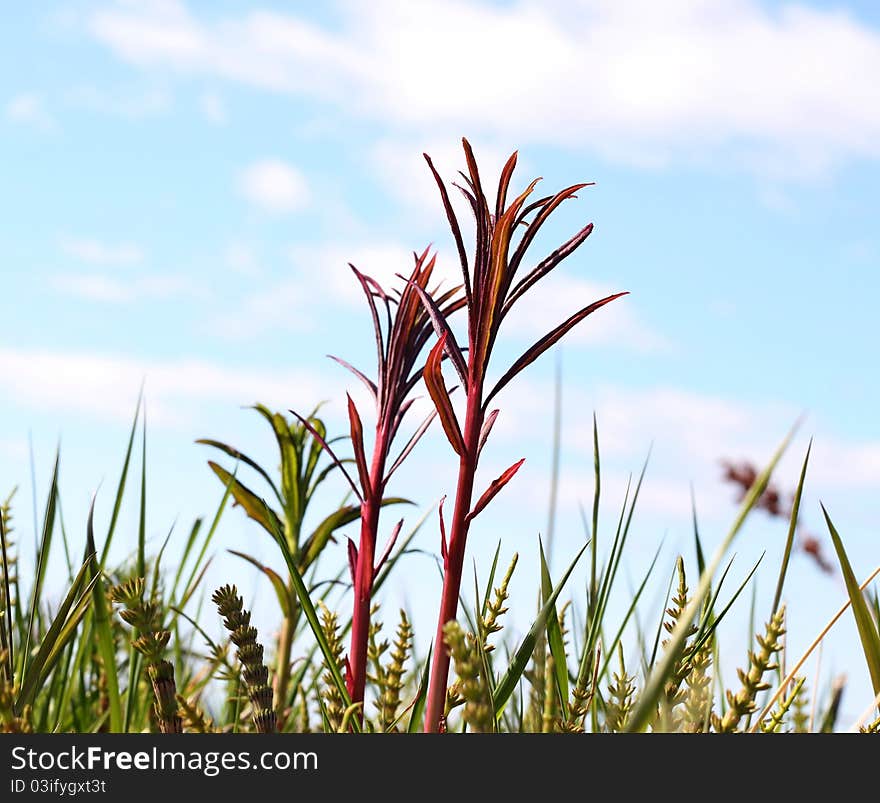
414 139 626 731
302 250 464 716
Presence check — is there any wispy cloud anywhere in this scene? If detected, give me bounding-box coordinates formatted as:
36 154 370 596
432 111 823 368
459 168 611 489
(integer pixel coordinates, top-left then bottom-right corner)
5 92 55 130
59 236 144 267
0 347 331 426
239 159 310 213
51 273 199 303
89 0 880 177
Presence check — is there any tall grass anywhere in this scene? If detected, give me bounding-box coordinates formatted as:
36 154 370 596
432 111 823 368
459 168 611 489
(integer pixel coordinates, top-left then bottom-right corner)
1 141 878 734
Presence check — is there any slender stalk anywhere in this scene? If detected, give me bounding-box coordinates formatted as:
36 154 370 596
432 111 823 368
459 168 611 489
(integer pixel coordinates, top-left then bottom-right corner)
347 436 388 708
424 391 483 731
273 605 294 720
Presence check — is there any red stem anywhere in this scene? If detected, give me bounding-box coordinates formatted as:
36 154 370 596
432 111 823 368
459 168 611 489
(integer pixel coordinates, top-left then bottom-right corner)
423 386 484 732
346 427 389 719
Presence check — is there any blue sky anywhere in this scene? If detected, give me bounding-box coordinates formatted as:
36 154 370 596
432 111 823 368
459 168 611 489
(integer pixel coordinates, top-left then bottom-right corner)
2 1 879 724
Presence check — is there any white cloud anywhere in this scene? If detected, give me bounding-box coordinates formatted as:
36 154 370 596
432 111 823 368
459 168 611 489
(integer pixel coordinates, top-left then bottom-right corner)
51 273 199 303
0 347 330 426
59 236 144 267
5 93 55 130
239 159 310 213
198 90 226 123
88 0 880 177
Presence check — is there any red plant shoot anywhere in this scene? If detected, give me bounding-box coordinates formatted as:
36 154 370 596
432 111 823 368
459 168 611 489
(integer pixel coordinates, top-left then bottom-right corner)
296 249 464 720
416 139 627 732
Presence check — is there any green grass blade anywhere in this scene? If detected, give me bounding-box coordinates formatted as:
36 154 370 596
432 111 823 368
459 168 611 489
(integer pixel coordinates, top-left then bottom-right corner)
626 424 795 732
0 505 13 679
690 554 765 657
599 542 662 681
101 389 142 565
480 540 503 621
407 644 433 733
691 484 705 576
493 542 588 715
138 409 147 577
772 440 811 616
16 557 98 712
170 518 203 603
22 448 60 681
175 472 235 606
821 504 880 697
86 497 122 732
539 537 568 708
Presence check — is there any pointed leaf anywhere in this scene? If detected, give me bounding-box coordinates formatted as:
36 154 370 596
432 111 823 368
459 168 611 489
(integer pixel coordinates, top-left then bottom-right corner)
424 153 471 306
197 438 281 504
228 550 292 618
289 408 363 502
469 458 525 521
503 222 594 316
328 355 377 401
300 497 411 572
208 461 284 537
385 409 437 483
495 150 519 221
347 537 358 584
478 409 499 457
822 504 880 697
423 335 464 456
405 279 469 387
374 519 403 581
486 292 628 406
346 394 370 498
493 542 588 714
539 538 569 710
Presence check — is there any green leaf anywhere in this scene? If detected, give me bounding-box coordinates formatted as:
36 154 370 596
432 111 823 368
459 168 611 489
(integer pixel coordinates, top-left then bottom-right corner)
208 461 283 537
299 497 410 572
407 645 433 733
23 448 60 681
539 538 568 710
229 550 292 618
772 440 811 616
85 498 122 732
493 542 588 714
196 438 282 505
102 389 142 566
16 557 98 712
822 504 880 698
